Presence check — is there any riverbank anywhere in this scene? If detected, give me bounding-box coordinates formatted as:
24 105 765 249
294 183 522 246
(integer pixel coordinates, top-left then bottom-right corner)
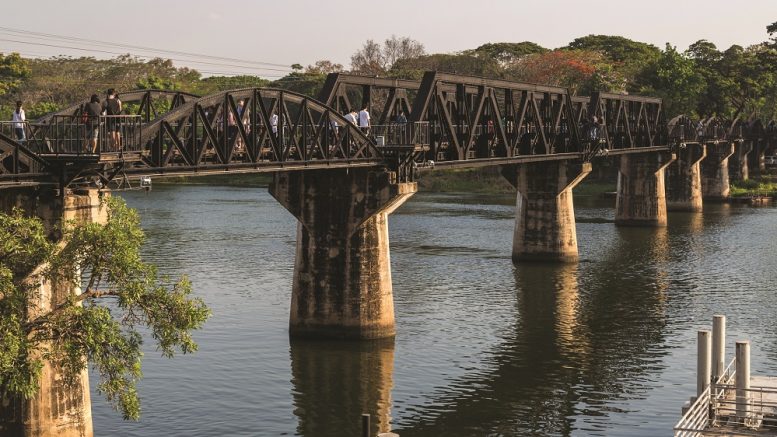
730 174 777 198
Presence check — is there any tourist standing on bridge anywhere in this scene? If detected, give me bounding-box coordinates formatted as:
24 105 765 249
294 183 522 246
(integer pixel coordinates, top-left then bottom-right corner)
103 89 122 151
270 112 279 139
12 100 25 142
358 105 371 134
83 94 102 153
344 109 357 126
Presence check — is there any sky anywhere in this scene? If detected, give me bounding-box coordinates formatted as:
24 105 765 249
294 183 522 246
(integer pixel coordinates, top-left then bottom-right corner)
2 0 776 78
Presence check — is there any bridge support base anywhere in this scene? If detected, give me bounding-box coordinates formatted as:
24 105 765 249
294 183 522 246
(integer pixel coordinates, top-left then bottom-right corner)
701 143 735 199
729 141 752 183
270 169 416 339
0 187 101 437
501 161 591 263
615 152 674 227
748 141 766 177
667 144 706 212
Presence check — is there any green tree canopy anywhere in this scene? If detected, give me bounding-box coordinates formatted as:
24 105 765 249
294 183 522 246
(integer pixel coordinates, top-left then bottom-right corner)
465 42 548 64
641 44 705 117
0 52 30 97
0 197 210 420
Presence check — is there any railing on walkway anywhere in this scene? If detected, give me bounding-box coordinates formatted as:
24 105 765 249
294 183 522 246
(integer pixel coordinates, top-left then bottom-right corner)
674 358 736 437
40 115 142 157
369 122 429 146
0 120 34 144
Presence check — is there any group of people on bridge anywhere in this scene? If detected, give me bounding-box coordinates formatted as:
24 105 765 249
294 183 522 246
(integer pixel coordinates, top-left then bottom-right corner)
80 89 123 153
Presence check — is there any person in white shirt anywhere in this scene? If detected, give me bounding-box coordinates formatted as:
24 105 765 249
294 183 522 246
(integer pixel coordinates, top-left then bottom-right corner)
358 105 370 133
270 113 278 136
344 109 357 125
12 100 25 142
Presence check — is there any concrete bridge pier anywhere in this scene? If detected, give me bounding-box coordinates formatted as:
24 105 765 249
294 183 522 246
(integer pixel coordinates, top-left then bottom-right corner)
0 187 103 437
500 161 591 263
615 151 675 226
700 142 735 199
729 141 752 183
666 143 706 212
748 141 766 177
269 169 416 339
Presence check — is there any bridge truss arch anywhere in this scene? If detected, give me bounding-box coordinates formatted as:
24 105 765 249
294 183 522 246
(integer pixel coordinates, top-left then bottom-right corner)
115 87 381 180
35 89 199 125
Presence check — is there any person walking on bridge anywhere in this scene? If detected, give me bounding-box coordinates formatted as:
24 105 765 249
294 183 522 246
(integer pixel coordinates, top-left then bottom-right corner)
11 100 25 142
358 104 371 135
103 89 122 151
83 94 103 153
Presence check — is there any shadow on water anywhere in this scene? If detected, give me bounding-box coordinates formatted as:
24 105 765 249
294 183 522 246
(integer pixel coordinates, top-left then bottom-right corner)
394 225 673 436
289 337 395 437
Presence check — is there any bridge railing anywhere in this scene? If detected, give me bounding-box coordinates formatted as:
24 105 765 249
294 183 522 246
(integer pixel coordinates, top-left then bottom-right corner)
0 120 35 146
39 115 142 157
369 122 429 146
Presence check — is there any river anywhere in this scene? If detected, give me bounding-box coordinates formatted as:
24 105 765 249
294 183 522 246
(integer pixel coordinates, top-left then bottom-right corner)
88 183 777 436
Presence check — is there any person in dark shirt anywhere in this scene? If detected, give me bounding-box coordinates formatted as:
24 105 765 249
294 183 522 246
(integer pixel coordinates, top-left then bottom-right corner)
103 88 122 151
84 94 103 153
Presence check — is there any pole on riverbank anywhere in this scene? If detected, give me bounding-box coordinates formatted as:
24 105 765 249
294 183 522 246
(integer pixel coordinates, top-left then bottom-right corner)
698 330 712 396
712 315 726 381
736 340 751 423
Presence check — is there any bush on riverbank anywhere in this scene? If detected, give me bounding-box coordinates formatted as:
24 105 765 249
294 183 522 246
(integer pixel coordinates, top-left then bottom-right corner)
730 175 777 197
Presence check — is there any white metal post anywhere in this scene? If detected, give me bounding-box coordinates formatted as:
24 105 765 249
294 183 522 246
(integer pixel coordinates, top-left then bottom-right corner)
712 315 726 381
698 330 712 397
736 340 751 422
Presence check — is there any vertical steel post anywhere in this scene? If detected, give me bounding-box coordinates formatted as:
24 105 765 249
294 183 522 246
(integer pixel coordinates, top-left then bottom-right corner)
736 340 751 423
361 413 370 437
712 315 726 381
697 330 712 397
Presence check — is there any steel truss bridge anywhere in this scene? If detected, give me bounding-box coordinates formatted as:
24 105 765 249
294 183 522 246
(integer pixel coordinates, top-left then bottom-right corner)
1 72 774 189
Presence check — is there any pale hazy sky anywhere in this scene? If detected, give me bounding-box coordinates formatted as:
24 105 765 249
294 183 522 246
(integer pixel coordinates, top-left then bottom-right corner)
2 0 775 78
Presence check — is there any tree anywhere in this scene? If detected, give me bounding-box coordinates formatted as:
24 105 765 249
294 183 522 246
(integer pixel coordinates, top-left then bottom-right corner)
466 42 548 64
350 39 387 75
390 53 502 79
566 35 660 92
0 52 31 96
505 49 625 94
350 36 426 75
305 60 344 75
0 197 210 420
382 35 426 69
641 44 705 117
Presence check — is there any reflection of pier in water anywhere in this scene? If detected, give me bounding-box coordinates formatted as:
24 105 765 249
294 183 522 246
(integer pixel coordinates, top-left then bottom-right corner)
289 338 395 437
390 226 672 436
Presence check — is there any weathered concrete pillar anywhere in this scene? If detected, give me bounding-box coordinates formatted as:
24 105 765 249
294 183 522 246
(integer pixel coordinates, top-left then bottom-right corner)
667 143 706 212
729 141 752 183
701 142 735 199
0 187 104 437
615 152 675 227
269 169 416 339
748 141 766 176
500 161 591 263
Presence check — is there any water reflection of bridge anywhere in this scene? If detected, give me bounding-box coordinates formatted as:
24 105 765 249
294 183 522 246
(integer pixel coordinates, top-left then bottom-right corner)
288 225 673 436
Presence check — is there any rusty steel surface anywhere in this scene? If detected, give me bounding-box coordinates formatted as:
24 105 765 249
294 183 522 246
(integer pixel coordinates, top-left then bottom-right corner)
2 71 775 189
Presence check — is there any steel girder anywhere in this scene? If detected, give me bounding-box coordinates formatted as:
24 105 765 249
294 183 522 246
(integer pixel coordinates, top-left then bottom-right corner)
409 72 586 161
120 88 379 178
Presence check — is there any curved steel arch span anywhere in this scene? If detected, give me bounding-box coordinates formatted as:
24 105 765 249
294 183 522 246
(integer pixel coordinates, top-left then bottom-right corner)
35 89 199 125
108 87 386 180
